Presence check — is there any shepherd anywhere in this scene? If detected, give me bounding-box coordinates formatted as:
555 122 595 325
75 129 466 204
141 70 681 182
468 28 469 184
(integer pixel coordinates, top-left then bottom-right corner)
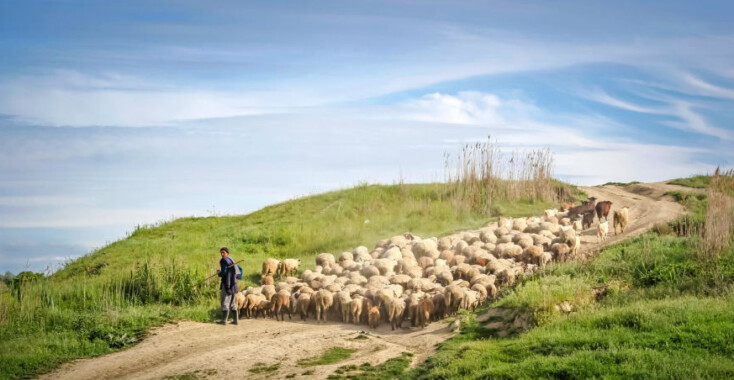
218 247 240 325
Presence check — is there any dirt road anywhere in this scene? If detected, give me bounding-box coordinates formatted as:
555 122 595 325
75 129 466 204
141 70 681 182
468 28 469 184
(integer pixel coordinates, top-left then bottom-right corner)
40 182 691 380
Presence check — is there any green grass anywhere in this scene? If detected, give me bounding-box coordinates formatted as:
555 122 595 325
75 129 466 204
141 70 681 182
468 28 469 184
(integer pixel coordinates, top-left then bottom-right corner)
668 175 712 188
329 352 413 380
1 181 581 380
411 296 734 380
162 369 217 380
601 181 641 187
249 362 281 374
298 347 357 367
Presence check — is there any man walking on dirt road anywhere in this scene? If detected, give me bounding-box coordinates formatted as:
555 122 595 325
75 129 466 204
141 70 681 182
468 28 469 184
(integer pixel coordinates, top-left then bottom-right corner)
218 247 239 325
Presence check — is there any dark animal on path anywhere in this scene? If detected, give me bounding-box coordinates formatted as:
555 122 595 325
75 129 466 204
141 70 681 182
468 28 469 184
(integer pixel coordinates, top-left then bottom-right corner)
595 201 613 222
582 210 595 230
569 197 597 219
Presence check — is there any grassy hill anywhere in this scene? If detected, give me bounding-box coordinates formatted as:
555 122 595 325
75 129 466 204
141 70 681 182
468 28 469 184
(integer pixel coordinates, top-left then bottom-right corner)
6 170 730 380
0 181 576 380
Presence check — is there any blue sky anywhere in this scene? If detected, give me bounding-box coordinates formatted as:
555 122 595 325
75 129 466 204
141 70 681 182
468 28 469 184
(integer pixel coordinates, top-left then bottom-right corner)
1 0 732 273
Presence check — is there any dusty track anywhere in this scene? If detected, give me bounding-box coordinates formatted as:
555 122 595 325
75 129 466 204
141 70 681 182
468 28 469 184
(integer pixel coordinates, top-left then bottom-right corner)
40 182 690 380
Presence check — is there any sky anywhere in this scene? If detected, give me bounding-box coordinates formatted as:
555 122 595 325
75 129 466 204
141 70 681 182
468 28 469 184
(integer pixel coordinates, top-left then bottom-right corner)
1 0 732 273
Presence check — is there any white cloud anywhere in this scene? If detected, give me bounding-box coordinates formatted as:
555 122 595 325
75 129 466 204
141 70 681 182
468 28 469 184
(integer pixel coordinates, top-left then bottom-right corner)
0 207 201 228
555 142 715 185
0 71 316 127
3 29 733 128
398 92 504 125
0 195 87 207
0 90 727 231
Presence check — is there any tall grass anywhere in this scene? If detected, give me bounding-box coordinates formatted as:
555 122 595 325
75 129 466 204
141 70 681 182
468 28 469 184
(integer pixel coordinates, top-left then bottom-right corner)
703 169 734 255
444 137 569 214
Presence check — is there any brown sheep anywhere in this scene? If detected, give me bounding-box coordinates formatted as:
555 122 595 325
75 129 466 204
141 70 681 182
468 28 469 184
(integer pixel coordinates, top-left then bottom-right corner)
416 297 434 328
368 306 380 329
523 245 544 265
388 298 406 330
361 297 374 324
595 201 613 222
432 293 446 321
254 300 271 319
582 210 595 230
560 202 575 212
439 249 456 262
552 243 571 262
270 293 291 321
262 258 279 276
475 257 490 267
245 293 266 318
261 274 274 286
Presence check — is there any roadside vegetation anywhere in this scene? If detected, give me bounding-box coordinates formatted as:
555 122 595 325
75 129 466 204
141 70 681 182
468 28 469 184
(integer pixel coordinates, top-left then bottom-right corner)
401 171 734 379
297 347 357 367
601 181 641 187
0 141 580 380
316 171 734 379
668 174 712 188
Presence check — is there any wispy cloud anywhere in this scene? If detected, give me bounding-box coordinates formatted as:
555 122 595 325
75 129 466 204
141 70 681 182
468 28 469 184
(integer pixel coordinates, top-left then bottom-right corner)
680 73 734 100
585 83 733 141
0 71 314 127
664 101 733 140
586 89 667 115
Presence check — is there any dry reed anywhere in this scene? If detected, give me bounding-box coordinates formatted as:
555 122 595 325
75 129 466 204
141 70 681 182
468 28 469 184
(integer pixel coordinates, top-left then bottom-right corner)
702 168 734 259
444 137 563 214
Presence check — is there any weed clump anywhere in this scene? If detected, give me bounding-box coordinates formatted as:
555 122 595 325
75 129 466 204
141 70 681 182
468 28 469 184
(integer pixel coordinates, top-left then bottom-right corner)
298 347 357 367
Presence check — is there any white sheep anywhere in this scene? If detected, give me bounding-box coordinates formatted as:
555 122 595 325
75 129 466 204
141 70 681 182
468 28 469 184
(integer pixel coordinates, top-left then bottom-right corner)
597 221 609 243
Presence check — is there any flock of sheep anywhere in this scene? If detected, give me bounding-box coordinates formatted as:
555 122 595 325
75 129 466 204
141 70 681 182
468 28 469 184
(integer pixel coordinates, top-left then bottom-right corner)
235 198 630 330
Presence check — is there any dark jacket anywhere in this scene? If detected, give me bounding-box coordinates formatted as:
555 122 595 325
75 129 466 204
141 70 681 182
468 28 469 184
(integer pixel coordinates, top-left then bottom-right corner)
219 257 238 295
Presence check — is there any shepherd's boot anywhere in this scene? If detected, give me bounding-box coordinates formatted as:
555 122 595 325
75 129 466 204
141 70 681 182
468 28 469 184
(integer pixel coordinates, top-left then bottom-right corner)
218 310 229 325
233 309 239 325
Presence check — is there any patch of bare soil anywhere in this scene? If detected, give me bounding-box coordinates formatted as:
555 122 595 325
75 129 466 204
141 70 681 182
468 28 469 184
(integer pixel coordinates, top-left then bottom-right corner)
40 317 452 380
40 182 689 380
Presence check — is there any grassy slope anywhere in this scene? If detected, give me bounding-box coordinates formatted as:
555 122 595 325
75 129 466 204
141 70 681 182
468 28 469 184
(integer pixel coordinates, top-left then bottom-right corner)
55 183 558 287
0 183 570 380
668 175 712 189
403 188 734 380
